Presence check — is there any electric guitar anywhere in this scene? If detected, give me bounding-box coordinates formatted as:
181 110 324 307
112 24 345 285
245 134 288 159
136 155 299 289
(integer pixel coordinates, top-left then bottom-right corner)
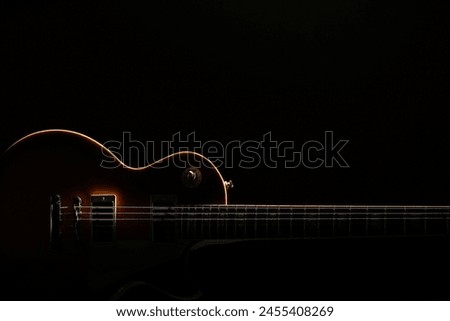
1 129 449 300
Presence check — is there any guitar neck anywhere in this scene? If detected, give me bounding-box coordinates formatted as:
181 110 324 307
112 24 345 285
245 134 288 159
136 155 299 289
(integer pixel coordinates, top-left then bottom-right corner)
152 204 450 241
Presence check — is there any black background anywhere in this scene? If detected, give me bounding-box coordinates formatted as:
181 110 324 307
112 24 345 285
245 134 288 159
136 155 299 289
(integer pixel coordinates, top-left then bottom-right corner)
1 0 450 300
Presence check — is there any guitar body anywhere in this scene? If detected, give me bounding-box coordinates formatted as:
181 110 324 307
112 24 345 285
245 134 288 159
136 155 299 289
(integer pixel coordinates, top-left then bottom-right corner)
0 130 227 299
3 130 450 300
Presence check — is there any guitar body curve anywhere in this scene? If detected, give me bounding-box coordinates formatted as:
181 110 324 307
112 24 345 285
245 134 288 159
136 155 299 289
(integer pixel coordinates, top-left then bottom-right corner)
0 129 227 299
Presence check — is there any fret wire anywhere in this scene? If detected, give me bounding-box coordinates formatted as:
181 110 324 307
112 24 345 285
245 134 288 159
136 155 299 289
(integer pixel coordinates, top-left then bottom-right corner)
203 206 206 238
208 205 211 239
191 208 197 237
181 208 187 240
234 206 238 238
225 205 228 238
210 206 213 239
303 206 306 237
216 205 220 238
332 205 336 237
277 205 281 238
241 207 247 238
211 205 215 238
217 207 223 237
238 205 242 238
447 207 449 236
403 206 406 236
194 206 198 238
178 206 182 239
317 205 320 238
150 208 154 242
289 207 293 238
265 205 268 238
348 206 352 237
206 205 211 238
200 205 202 238
186 207 190 239
365 205 369 237
208 205 212 238
211 205 214 238
252 205 257 238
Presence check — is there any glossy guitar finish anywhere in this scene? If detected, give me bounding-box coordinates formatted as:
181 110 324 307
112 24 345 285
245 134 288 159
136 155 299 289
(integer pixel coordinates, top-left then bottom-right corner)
0 129 227 299
2 129 450 300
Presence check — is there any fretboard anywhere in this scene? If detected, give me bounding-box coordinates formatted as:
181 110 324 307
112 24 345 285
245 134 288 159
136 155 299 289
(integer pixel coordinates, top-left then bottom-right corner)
68 204 450 242
148 204 450 241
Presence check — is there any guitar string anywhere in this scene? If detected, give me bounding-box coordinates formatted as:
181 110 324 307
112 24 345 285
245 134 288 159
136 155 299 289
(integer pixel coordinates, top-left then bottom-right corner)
61 205 450 215
69 211 450 215
63 206 450 217
63 205 450 209
58 205 450 221
61 211 450 216
73 217 449 221
61 214 450 221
